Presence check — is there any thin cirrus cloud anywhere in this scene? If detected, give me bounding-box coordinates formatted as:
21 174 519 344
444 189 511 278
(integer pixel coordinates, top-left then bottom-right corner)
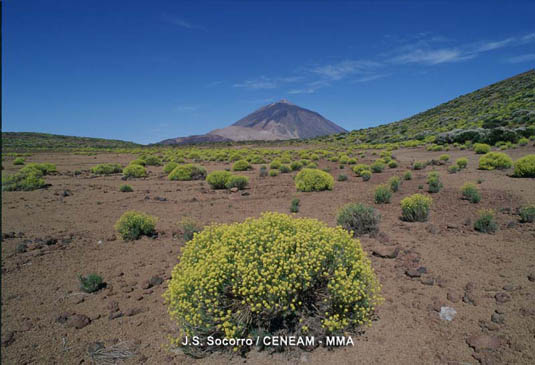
162 14 206 31
233 32 535 95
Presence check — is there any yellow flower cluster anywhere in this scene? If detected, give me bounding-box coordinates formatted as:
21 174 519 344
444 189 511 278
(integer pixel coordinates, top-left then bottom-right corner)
164 212 381 346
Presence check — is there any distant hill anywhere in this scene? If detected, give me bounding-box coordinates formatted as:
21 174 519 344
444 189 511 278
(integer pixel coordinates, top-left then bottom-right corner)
315 69 535 144
2 132 140 151
157 100 347 145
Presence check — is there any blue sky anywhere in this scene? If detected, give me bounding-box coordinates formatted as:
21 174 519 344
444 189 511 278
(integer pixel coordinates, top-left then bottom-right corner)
3 1 535 144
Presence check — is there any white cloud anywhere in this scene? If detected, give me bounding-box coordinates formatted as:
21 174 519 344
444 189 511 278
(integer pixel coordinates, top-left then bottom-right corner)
507 53 535 63
391 48 473 65
176 105 199 112
311 60 381 80
162 14 206 31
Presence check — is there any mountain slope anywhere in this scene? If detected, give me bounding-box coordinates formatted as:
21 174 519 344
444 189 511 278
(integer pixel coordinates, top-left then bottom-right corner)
315 69 535 144
2 132 140 151
158 100 346 144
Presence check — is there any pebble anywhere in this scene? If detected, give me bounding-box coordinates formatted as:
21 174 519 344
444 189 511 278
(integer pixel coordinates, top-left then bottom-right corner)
491 312 504 324
372 246 399 259
447 292 461 303
466 334 503 352
495 292 511 304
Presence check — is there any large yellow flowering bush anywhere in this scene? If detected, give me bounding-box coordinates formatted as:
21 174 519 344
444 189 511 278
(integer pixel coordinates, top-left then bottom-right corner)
295 168 334 192
165 212 381 353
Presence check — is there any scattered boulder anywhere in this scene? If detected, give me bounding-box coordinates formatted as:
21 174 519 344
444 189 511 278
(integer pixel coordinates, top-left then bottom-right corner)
66 314 91 329
466 334 503 352
527 273 535 282
463 291 479 306
149 276 163 287
495 292 511 304
109 311 123 320
447 292 461 303
491 312 505 324
421 277 434 286
372 246 399 259
405 268 421 278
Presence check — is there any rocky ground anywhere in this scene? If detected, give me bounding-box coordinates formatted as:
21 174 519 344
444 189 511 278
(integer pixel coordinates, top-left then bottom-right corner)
2 146 535 364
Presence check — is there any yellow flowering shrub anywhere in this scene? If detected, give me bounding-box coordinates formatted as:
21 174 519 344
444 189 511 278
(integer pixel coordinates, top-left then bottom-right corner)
295 168 334 192
165 212 381 353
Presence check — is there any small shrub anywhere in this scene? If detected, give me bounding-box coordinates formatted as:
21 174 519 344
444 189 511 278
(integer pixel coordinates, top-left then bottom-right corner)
447 165 459 174
206 170 232 189
168 164 206 181
129 158 146 166
461 182 481 203
78 274 104 293
478 152 513 170
337 174 348 181
370 161 385 173
474 209 497 233
352 164 370 176
114 211 157 240
23 162 56 175
259 166 268 177
477 178 484 184
519 205 535 223
163 162 179 174
2 168 46 191
232 160 251 171
290 161 303 171
91 163 122 175
374 184 392 204
361 170 372 181
13 157 25 165
179 217 201 241
439 154 450 163
388 160 398 168
164 212 381 354
456 157 468 169
389 176 401 192
474 143 491 154
427 172 443 193
418 184 423 189
518 137 529 146
403 171 412 180
290 198 300 213
513 155 535 177
269 160 282 169
295 168 334 192
225 175 249 190
119 184 133 192
123 164 147 178
143 155 162 166
413 161 425 170
337 203 381 236
269 169 280 177
279 164 291 173
401 194 432 222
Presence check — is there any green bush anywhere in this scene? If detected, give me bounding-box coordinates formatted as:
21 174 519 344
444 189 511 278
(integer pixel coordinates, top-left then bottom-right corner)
269 169 279 177
361 170 372 181
413 161 425 170
474 143 491 154
130 158 146 166
388 176 401 192
461 182 481 203
163 162 179 174
518 137 529 146
123 164 147 178
164 212 381 353
439 154 450 162
401 194 432 222
513 155 535 177
295 168 334 192
290 161 303 171
403 171 412 180
337 203 381 236
23 163 56 174
259 166 268 177
370 161 385 173
337 174 348 181
352 164 371 176
388 160 398 168
519 205 535 223
478 152 513 170
78 274 104 293
91 163 122 175
114 211 157 240
119 184 133 192
2 166 46 191
290 198 300 213
279 164 291 173
232 160 251 171
143 155 162 166
206 170 232 189
270 160 282 169
168 164 207 181
13 157 25 165
427 172 443 193
179 217 201 242
225 175 249 190
455 157 468 169
374 184 391 204
474 209 497 233
447 165 459 174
